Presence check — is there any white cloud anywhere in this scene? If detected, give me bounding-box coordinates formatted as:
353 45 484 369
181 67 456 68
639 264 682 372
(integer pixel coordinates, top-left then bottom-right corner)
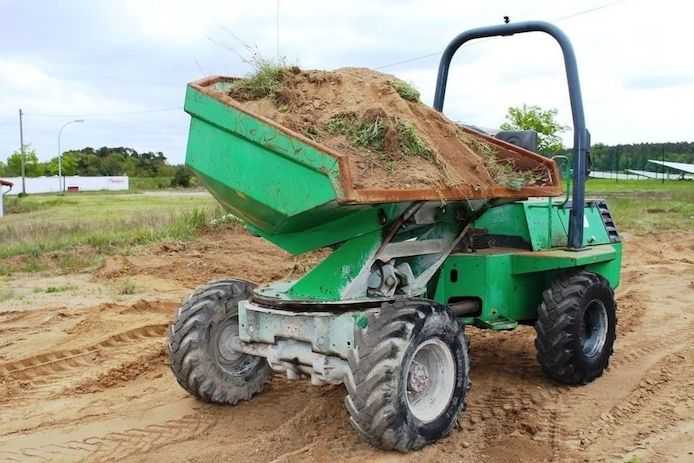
0 60 136 116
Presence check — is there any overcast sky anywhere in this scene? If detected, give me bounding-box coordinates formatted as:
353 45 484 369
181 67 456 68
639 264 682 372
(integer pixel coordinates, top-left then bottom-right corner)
1 0 692 165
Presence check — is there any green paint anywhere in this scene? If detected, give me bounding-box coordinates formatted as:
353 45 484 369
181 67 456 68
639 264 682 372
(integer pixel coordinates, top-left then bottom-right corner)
431 199 621 327
185 84 343 243
288 230 383 300
249 203 407 255
474 200 612 251
355 314 369 329
434 243 620 326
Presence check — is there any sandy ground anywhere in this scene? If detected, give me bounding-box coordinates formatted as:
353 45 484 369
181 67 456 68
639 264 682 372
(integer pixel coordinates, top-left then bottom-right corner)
0 227 692 463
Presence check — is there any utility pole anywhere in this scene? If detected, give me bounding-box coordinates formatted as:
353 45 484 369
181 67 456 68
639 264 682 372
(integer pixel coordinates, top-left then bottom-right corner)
19 108 26 195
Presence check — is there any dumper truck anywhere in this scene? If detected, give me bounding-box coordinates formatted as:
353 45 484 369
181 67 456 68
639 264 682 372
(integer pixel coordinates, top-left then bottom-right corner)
168 20 621 451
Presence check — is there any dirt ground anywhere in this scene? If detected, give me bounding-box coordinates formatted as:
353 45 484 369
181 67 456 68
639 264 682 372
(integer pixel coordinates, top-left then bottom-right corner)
0 227 692 463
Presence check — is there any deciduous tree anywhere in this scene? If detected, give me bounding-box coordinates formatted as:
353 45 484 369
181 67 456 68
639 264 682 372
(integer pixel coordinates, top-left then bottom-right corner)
501 104 569 155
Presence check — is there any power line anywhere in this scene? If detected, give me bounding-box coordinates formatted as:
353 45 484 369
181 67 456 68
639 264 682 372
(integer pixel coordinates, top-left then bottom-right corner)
24 106 181 118
374 0 630 70
553 0 628 21
0 115 16 126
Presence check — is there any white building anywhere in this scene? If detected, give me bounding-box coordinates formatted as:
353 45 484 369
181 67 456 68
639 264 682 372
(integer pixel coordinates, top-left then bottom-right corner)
2 176 129 195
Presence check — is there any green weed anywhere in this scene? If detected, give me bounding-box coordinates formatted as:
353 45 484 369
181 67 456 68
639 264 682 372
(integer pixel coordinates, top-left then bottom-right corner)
119 278 136 295
44 285 77 294
326 112 433 171
57 252 101 273
467 138 541 191
326 112 385 151
302 125 321 141
469 138 498 157
22 257 45 273
396 119 431 159
484 154 541 191
229 56 298 101
391 80 420 102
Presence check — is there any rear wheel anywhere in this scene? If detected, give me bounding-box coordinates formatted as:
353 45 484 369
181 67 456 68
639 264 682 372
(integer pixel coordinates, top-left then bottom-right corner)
535 270 617 385
345 300 470 452
168 279 272 404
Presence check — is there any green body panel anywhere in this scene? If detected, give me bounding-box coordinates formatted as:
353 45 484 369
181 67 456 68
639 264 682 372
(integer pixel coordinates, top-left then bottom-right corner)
474 200 612 250
433 243 621 327
249 203 407 255
288 229 383 300
186 83 352 247
429 200 621 326
282 204 462 300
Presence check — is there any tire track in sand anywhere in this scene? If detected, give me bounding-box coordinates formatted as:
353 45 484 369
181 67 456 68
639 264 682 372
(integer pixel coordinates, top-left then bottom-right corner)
0 414 216 463
0 324 167 405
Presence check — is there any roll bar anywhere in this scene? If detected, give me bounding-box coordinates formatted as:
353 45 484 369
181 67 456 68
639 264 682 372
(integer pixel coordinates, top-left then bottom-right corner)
433 20 589 250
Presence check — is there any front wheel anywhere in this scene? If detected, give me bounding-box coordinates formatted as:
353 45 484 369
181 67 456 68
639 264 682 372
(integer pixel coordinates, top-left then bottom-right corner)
345 301 470 452
168 279 273 404
535 270 617 385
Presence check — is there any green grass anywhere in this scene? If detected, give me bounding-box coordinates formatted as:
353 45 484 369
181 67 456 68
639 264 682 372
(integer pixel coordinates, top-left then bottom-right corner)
325 112 432 170
396 120 432 159
41 284 77 294
4 196 78 214
390 79 420 102
229 57 298 101
586 179 694 234
119 278 136 295
586 178 693 195
478 139 540 191
0 191 223 274
326 112 385 151
485 155 541 191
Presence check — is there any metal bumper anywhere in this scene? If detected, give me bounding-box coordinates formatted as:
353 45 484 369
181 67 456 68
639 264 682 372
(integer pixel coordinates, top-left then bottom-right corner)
235 300 372 385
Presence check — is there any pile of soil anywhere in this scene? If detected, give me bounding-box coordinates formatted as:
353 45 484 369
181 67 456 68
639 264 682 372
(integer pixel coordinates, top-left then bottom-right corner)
225 67 549 191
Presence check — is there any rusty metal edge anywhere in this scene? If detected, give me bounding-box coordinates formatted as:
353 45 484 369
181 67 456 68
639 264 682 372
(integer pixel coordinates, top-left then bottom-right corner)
188 76 563 205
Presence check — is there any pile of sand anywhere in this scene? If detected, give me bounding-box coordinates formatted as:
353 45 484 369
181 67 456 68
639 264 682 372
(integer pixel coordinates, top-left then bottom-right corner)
227 67 549 191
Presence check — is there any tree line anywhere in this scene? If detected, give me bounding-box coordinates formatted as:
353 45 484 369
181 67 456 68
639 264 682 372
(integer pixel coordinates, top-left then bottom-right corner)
585 142 694 173
0 146 181 177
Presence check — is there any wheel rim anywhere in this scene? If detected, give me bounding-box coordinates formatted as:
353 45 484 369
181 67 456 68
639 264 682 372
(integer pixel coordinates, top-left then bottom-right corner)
405 338 456 423
215 317 261 376
580 299 608 358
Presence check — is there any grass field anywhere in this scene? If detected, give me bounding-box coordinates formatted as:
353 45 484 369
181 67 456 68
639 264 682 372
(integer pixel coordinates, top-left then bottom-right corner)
0 192 222 274
586 179 694 234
